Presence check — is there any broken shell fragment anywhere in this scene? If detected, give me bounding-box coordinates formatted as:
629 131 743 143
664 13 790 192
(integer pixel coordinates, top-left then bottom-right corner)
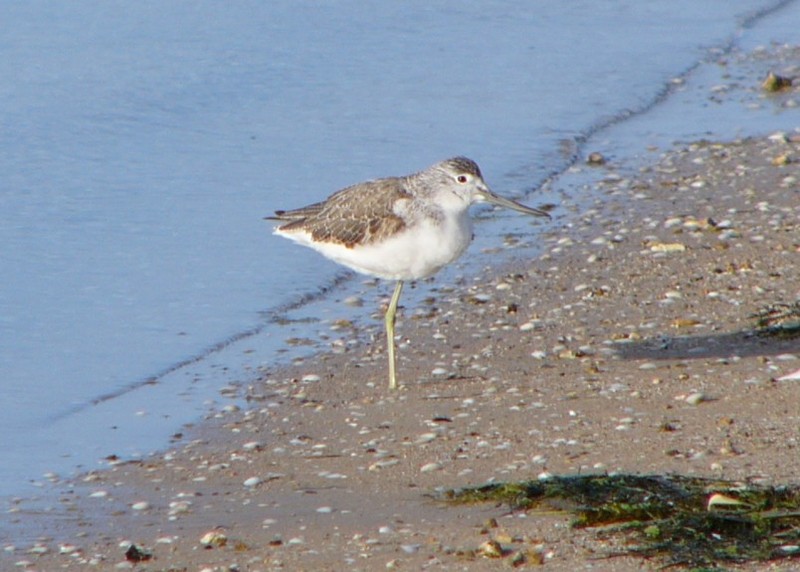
707 493 745 510
200 529 228 548
477 539 504 558
650 242 686 253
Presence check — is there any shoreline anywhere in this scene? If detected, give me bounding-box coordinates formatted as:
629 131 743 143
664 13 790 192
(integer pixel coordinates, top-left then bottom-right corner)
5 131 799 571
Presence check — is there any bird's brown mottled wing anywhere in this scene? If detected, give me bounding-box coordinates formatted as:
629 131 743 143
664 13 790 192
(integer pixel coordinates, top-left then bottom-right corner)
275 177 411 248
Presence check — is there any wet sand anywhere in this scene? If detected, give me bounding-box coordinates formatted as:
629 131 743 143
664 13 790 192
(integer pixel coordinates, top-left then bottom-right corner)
5 80 800 572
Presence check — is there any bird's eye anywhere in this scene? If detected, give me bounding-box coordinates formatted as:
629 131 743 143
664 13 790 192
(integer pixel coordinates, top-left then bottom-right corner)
456 175 469 184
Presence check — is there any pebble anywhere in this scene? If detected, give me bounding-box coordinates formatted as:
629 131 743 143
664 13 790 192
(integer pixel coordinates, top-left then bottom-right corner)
199 530 228 548
649 242 686 253
685 392 707 405
420 462 443 473
301 374 321 383
414 432 438 444
58 544 79 555
369 459 399 471
718 229 741 240
243 476 262 487
477 539 503 558
131 501 150 511
28 544 50 554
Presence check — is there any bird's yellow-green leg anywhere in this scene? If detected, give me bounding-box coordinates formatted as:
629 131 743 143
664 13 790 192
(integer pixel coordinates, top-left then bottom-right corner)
385 280 404 390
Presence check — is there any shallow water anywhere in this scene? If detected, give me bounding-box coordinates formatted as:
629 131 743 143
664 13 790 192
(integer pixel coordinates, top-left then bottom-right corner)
1 1 798 501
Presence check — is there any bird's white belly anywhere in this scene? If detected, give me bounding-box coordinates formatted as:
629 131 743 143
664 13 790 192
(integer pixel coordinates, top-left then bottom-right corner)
278 215 473 281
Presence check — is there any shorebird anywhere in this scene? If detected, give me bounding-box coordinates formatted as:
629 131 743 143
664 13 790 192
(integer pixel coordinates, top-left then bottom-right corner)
269 157 550 389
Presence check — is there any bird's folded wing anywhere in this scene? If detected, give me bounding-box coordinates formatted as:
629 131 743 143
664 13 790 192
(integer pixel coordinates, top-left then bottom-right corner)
273 178 413 249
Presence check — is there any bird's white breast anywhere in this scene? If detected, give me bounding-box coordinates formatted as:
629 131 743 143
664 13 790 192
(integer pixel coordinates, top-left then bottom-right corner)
276 210 473 281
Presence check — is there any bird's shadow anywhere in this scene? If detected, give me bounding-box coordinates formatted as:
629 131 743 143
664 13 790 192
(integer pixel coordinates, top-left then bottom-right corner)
614 327 800 363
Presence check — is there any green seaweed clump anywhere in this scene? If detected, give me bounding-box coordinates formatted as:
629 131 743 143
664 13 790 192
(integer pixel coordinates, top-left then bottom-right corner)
444 474 800 567
753 302 800 338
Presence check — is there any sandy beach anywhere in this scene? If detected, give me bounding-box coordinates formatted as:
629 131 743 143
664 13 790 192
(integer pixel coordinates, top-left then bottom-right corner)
5 67 800 572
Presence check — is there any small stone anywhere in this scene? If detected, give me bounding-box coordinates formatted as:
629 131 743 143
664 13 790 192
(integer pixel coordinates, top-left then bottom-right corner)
27 545 49 555
414 432 438 445
124 544 152 562
762 71 793 92
58 544 79 555
131 501 150 511
420 462 443 473
587 152 606 165
649 242 686 253
368 459 399 471
477 539 504 558
243 476 262 487
199 530 228 548
685 392 706 405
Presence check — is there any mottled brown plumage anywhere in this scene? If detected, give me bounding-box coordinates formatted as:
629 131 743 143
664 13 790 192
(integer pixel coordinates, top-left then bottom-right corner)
273 178 412 248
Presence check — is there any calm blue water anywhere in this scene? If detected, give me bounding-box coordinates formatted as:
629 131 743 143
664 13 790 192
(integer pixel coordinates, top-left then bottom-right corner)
1 1 798 498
